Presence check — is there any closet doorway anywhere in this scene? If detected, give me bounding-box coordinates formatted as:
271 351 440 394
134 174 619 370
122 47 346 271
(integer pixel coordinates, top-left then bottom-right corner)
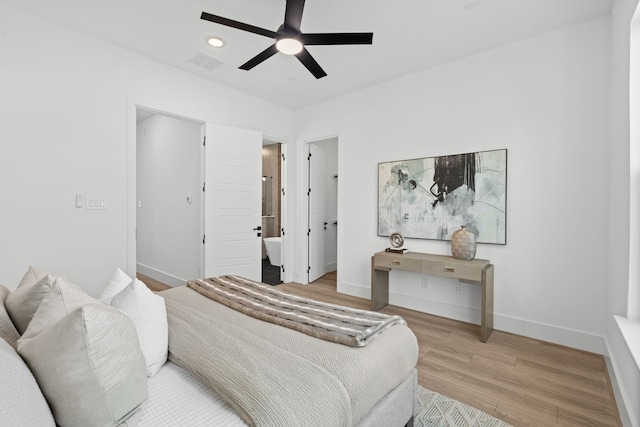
307 137 338 283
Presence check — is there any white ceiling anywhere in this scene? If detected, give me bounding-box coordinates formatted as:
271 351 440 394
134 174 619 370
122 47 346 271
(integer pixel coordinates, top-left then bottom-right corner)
5 0 612 110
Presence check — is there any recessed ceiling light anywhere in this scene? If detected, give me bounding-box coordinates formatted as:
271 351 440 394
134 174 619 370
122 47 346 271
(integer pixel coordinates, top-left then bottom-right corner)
207 37 224 48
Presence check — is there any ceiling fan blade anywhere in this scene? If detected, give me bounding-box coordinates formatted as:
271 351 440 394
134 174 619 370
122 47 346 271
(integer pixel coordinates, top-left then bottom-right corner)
239 44 279 71
301 32 374 45
284 0 305 33
295 48 327 79
201 12 277 39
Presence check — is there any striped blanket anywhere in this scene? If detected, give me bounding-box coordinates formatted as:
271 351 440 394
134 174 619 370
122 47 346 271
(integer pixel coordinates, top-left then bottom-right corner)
187 275 405 347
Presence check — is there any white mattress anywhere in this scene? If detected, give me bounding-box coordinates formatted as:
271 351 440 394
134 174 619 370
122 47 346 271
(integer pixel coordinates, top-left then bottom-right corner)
136 361 246 426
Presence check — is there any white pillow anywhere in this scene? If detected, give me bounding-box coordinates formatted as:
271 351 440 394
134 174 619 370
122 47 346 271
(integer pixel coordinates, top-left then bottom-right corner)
111 278 168 377
6 267 56 334
0 337 55 426
100 268 132 304
0 285 21 348
18 265 48 287
17 304 148 427
19 276 98 341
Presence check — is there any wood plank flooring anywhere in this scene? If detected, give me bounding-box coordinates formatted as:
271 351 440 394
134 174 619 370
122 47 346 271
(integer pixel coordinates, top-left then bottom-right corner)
137 273 171 292
141 271 621 426
276 272 621 427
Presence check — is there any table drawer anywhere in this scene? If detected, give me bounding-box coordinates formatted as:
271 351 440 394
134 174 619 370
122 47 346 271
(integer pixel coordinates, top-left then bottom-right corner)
421 260 483 281
374 253 422 273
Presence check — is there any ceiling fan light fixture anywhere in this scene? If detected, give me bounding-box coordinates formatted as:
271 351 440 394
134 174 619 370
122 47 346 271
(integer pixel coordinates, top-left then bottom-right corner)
276 37 303 55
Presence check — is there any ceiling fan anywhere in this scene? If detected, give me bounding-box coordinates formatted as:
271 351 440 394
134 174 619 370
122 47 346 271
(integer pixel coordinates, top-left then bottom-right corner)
201 0 373 79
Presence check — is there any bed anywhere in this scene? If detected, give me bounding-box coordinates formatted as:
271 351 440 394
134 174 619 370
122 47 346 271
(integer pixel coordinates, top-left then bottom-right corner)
1 268 418 427
158 275 420 427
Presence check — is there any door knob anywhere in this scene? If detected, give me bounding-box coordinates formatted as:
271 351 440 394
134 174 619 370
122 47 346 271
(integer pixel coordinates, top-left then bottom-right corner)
253 226 262 230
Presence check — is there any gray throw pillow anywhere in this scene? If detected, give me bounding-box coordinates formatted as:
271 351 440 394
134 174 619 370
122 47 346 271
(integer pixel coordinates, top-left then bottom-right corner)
18 303 148 427
19 276 98 341
5 267 55 334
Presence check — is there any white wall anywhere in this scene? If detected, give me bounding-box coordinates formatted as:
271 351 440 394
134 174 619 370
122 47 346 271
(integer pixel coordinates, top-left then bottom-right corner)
0 4 294 296
0 1 634 422
295 16 611 353
607 0 640 425
136 114 202 286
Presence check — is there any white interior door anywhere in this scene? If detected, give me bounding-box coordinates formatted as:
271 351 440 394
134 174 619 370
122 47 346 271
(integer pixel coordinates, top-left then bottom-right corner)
204 124 262 281
308 143 327 282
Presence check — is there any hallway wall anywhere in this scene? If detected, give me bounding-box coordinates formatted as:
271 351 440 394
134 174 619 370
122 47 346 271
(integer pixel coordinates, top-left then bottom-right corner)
136 114 202 285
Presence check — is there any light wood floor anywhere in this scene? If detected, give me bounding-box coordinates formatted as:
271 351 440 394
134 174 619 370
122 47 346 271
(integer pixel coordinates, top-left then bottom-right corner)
278 272 621 427
137 273 171 292
140 271 621 427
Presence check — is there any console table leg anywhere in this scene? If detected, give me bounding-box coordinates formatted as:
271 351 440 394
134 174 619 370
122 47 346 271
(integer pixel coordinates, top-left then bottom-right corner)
481 264 494 342
371 256 390 310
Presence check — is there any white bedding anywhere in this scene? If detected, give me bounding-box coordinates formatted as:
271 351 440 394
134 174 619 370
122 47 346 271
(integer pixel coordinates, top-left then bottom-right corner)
162 285 419 427
137 361 246 427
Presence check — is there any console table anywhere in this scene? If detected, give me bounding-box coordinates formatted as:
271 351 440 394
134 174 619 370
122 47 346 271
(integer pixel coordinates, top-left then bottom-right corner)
371 251 494 342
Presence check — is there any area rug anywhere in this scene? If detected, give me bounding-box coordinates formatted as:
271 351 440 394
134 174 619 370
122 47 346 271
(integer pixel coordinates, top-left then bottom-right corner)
415 385 512 427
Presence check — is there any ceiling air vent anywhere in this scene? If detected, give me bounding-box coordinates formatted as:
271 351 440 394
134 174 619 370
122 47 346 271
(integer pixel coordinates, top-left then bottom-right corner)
463 0 480 10
188 51 224 71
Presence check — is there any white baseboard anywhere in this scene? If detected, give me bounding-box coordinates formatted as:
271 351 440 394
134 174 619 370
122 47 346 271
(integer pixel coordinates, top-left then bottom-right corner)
340 280 482 323
494 312 605 354
605 322 640 427
339 281 370 298
292 272 306 284
604 352 634 427
339 281 605 354
136 263 186 287
391 292 481 324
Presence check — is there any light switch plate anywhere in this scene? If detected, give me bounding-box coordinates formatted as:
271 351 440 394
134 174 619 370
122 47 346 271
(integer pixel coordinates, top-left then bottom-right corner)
86 196 107 210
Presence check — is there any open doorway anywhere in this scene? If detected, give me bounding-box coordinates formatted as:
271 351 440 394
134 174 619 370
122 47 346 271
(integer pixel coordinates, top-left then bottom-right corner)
130 104 264 287
135 108 203 286
261 140 284 285
307 137 338 283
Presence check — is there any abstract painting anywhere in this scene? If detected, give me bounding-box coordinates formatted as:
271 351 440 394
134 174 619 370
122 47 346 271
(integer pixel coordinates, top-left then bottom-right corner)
378 149 507 244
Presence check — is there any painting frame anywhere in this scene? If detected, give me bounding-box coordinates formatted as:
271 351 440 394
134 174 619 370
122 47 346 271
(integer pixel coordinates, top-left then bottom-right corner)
378 148 507 245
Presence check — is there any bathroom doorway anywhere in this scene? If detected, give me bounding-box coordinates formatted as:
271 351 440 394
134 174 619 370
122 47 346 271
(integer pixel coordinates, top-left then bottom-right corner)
261 140 284 285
